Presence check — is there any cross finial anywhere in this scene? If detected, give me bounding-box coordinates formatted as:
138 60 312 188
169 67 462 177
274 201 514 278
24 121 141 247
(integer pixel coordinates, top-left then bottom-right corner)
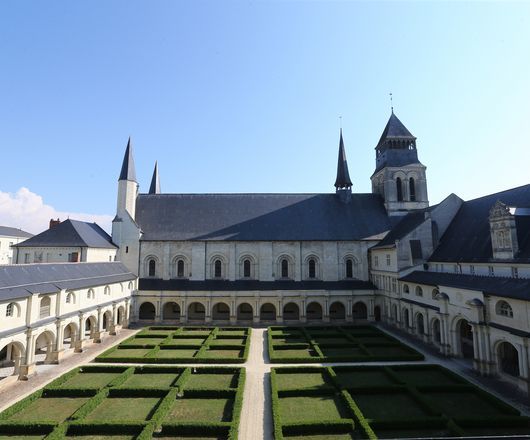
389 92 394 114
339 115 342 130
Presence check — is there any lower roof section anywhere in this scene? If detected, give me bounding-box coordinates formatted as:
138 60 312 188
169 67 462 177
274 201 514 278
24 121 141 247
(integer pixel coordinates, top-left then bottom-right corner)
0 262 136 301
139 278 375 292
400 270 530 301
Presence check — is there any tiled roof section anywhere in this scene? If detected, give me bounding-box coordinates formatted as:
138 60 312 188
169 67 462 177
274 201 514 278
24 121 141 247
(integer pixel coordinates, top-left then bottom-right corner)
135 193 391 241
118 137 137 182
400 270 530 301
334 130 353 189
0 262 135 300
376 112 416 149
13 219 116 249
0 226 33 239
373 211 427 248
429 184 530 263
139 278 375 291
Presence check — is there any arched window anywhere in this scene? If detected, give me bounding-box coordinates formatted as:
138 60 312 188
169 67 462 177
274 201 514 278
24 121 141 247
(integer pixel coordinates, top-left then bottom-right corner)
6 303 15 317
177 259 185 278
281 258 289 278
308 258 316 279
415 286 423 297
243 259 251 278
345 258 353 278
432 288 439 299
403 284 410 294
104 286 111 296
396 177 403 202
496 300 513 318
409 177 416 201
87 289 95 299
40 296 51 319
127 281 133 290
148 259 156 277
66 292 75 304
214 259 222 278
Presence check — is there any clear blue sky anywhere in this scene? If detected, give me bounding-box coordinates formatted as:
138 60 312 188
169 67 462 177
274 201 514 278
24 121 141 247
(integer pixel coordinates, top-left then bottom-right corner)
1 1 530 224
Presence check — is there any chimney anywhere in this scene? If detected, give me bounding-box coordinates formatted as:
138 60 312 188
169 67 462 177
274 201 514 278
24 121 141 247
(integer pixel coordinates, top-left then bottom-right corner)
49 218 61 229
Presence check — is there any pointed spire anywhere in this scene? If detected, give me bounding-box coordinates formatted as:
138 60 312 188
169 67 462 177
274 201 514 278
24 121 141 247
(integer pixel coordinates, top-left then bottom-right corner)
376 112 416 151
334 129 353 190
118 137 137 182
149 161 161 194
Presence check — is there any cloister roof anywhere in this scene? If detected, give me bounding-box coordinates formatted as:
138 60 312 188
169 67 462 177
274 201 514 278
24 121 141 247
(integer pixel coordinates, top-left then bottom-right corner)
0 262 135 300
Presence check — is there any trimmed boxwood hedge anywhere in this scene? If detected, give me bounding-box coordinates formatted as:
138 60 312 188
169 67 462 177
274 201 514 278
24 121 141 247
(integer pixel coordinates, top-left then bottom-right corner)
0 364 246 440
271 364 530 439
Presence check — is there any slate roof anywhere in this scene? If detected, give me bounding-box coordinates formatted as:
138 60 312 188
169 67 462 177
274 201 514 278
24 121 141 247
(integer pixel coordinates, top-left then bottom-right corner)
119 137 137 181
13 219 116 249
373 211 427 248
334 130 353 189
376 112 416 150
0 226 33 239
135 193 391 241
400 270 530 301
139 278 375 291
0 262 135 300
429 184 530 263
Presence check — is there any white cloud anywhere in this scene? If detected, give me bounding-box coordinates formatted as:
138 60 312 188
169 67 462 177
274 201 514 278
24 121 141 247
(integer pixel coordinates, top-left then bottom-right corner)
0 187 113 234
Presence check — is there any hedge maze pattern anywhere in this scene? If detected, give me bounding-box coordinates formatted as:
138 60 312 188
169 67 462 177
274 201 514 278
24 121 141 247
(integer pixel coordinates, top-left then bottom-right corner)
96 327 251 364
268 326 423 363
0 365 245 439
271 364 530 439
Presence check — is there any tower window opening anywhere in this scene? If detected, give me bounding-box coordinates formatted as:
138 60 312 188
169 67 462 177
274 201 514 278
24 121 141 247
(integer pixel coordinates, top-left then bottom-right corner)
308 258 316 279
148 259 156 277
214 259 222 278
281 259 289 278
346 259 353 278
396 177 403 201
409 177 416 201
243 259 251 278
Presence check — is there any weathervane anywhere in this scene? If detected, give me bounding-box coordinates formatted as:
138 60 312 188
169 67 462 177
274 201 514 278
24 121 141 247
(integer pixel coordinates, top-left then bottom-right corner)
339 115 342 130
389 92 394 113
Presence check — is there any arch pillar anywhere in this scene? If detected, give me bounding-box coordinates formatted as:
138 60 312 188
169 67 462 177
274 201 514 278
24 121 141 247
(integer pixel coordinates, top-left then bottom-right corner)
19 330 36 380
109 304 118 335
368 298 375 322
346 298 353 322
253 298 259 324
205 299 212 323
521 343 530 395
93 308 103 343
48 320 65 364
230 297 237 324
277 298 283 324
300 298 307 323
323 298 330 323
180 298 188 324
75 313 86 353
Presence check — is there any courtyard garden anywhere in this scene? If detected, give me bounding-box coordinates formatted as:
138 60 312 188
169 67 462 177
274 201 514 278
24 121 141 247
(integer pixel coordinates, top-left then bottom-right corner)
268 325 423 362
271 364 530 439
95 327 250 364
0 364 245 439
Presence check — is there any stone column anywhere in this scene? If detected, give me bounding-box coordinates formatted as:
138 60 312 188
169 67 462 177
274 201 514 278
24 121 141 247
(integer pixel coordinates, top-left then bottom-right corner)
19 330 36 380
109 304 118 335
75 313 86 353
93 308 103 343
49 320 65 364
323 298 330 323
346 298 353 323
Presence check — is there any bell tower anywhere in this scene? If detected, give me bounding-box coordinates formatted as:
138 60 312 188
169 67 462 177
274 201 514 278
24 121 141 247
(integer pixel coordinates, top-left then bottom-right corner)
371 112 429 215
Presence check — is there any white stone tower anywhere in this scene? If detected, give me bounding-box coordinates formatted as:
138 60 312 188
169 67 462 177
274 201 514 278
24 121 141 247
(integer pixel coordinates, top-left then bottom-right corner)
371 112 429 216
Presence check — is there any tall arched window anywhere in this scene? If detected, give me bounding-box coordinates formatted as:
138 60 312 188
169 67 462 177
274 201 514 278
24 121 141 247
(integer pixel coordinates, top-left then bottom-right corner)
345 259 353 278
409 177 416 201
148 259 156 277
396 177 403 201
415 286 423 297
403 284 410 294
40 296 51 319
243 259 251 278
177 259 185 278
432 288 440 299
66 292 75 304
214 259 222 278
308 258 316 279
281 259 289 278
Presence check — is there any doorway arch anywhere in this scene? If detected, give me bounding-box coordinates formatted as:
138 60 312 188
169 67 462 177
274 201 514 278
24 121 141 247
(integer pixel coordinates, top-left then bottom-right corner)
283 302 299 321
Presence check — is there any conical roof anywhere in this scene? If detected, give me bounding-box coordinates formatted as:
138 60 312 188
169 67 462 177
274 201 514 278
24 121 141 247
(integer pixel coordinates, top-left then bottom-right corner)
118 137 137 181
149 161 161 194
334 129 353 189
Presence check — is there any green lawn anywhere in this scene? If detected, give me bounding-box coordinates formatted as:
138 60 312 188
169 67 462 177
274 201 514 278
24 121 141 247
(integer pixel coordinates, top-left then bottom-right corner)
312 337 351 345
271 337 307 344
179 330 212 336
106 348 153 358
275 372 331 390
284 434 356 440
210 338 246 345
184 373 238 389
165 398 233 422
156 349 197 358
59 372 122 388
423 391 510 418
153 436 226 440
334 370 397 388
364 346 412 357
319 347 365 358
272 348 318 359
119 373 179 388
201 349 243 359
84 397 161 421
171 338 206 345
125 337 167 345
393 368 463 387
65 436 136 440
279 396 350 423
0 436 48 440
352 392 431 420
8 397 90 422
374 428 452 439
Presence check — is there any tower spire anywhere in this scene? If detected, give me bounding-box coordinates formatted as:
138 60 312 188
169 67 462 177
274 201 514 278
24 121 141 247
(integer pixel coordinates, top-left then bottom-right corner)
149 161 161 194
118 137 137 182
334 129 353 190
